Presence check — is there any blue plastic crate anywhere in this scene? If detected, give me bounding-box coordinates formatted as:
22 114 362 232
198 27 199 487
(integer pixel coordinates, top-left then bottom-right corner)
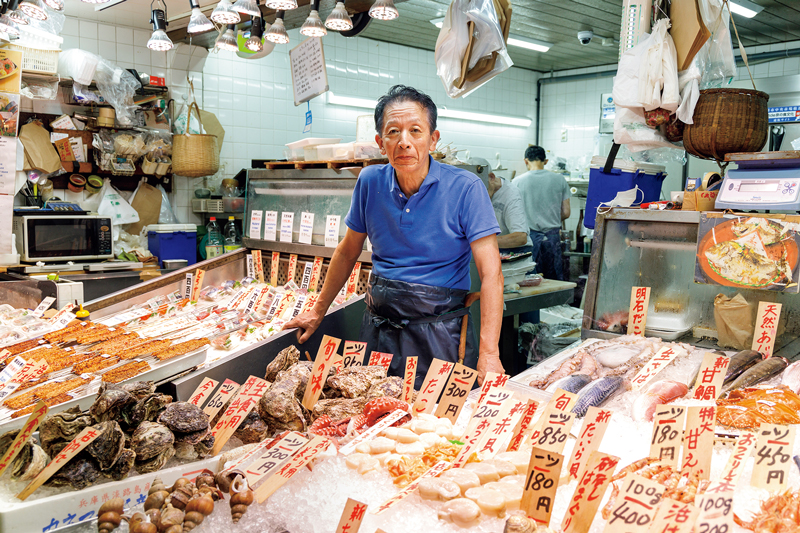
147 224 197 267
584 159 666 229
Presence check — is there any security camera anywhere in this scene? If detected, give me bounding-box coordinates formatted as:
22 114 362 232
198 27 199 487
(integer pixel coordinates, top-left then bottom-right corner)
578 31 594 45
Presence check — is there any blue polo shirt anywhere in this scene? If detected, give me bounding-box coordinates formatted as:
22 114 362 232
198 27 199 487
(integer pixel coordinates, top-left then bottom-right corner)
345 157 500 290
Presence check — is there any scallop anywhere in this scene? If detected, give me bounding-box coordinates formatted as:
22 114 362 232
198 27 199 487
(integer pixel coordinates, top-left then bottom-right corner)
464 486 507 517
441 469 482 495
394 428 420 443
345 453 371 470
484 481 524 510
420 432 446 448
463 462 500 484
418 478 461 501
495 451 531 475
438 498 482 528
411 419 437 434
395 441 425 456
368 436 396 454
485 459 517 478
497 474 526 487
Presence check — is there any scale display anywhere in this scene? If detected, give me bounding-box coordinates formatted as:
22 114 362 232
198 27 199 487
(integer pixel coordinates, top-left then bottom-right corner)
716 169 800 211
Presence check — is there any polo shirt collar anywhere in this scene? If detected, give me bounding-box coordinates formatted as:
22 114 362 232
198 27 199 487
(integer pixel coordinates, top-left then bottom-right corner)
389 156 440 197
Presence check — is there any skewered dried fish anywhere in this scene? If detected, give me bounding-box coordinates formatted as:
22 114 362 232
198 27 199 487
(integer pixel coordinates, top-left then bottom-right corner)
154 338 210 361
116 340 172 361
722 357 788 393
43 321 90 343
101 361 151 383
10 393 72 419
571 376 623 417
73 355 120 374
3 338 43 356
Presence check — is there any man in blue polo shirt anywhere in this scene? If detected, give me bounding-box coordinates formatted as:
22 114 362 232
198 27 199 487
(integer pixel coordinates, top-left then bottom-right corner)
285 85 504 386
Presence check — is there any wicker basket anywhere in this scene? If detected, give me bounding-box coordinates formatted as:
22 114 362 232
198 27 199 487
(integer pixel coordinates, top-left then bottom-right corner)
172 102 219 177
683 88 769 161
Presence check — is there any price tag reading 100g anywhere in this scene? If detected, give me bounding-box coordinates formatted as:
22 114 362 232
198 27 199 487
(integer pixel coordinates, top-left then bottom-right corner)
602 473 663 533
694 484 734 533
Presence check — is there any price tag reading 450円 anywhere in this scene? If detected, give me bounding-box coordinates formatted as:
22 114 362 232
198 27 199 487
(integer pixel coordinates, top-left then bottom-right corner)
752 423 796 491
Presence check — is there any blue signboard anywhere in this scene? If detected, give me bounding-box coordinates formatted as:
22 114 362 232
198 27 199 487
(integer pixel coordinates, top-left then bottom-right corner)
768 106 800 123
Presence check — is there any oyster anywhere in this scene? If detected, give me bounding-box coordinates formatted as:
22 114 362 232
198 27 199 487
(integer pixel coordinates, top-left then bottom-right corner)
174 441 199 461
311 397 368 422
47 455 101 490
195 433 214 458
90 386 136 423
0 431 49 481
257 363 312 433
135 445 174 474
104 448 135 481
366 376 404 399
327 366 387 398
130 393 173 426
131 421 174 461
158 402 209 433
233 411 269 444
174 427 209 445
118 381 156 400
265 345 300 382
39 407 94 457
86 421 125 471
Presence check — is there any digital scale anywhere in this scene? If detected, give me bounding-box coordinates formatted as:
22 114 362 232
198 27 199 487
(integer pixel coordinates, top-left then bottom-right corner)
715 151 800 211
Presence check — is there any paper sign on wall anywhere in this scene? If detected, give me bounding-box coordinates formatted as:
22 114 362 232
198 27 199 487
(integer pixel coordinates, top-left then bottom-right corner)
325 215 341 248
249 210 263 239
264 211 278 241
752 301 782 358
280 212 294 243
299 212 314 244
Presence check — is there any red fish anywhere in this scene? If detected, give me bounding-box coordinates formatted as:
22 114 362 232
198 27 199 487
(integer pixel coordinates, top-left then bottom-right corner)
631 380 689 421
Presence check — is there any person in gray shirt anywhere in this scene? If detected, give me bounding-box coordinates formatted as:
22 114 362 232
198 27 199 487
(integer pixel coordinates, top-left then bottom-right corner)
512 145 571 281
487 172 532 253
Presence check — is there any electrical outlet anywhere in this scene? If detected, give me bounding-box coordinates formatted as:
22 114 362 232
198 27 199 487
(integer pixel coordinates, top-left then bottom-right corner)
561 128 568 142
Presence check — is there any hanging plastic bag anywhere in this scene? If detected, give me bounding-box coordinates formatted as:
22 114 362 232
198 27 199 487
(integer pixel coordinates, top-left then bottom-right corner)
173 80 204 135
98 178 140 226
637 19 679 112
698 0 736 88
614 107 678 151
94 57 142 126
157 184 178 224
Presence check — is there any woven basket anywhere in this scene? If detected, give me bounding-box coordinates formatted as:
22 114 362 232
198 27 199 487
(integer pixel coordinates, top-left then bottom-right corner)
172 102 219 177
683 88 769 161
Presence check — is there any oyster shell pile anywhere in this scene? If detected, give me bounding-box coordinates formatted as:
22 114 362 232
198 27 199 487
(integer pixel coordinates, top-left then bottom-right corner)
366 376 404 400
131 421 175 473
233 410 269 444
0 430 49 481
257 362 312 433
39 406 93 456
264 345 300 382
327 366 387 398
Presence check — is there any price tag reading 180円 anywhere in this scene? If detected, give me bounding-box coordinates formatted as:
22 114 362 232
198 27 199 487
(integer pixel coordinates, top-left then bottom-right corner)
752 423 796 491
603 473 664 533
520 447 563 527
649 406 686 468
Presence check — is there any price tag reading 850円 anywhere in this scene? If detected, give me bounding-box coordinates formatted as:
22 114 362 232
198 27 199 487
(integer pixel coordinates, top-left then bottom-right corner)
536 408 576 455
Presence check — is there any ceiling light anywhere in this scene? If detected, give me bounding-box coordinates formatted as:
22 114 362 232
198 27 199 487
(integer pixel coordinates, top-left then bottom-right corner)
81 0 113 6
369 0 397 20
19 0 47 20
187 0 213 33
211 0 240 24
216 24 239 51
42 0 63 11
8 9 28 24
728 0 763 18
266 12 288 43
232 0 259 17
0 13 20 36
265 0 296 9
300 0 326 37
507 35 552 52
325 1 352 31
245 15 264 51
147 3 173 51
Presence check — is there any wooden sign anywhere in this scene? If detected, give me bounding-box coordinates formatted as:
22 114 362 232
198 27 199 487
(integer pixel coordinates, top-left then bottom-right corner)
287 254 298 283
630 346 684 390
691 352 730 400
184 273 193 299
454 388 515 467
477 372 509 404
562 451 620 533
681 406 715 479
0 401 47 478
335 498 368 533
507 399 539 452
202 379 240 418
300 262 314 290
339 409 408 456
18 426 102 500
301 292 319 314
190 269 205 301
603 473 664 533
372 461 450 515
647 498 699 533
434 363 479 423
412 359 453 415
13 359 49 385
342 341 367 368
529 389 579 444
627 286 651 336
752 423 796 491
521 447 563 526
256 435 331 503
402 356 417 404
718 431 757 487
252 250 265 283
345 262 361 299
211 376 269 455
302 335 342 410
534 408 576 455
567 406 612 481
243 431 308 486
479 399 526 458
309 256 324 292
270 252 280 286
367 351 393 372
752 301 782 358
649 405 686 468
694 484 734 533
187 377 219 408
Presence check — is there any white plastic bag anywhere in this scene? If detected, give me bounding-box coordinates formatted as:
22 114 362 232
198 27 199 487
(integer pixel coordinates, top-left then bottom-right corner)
157 185 178 224
698 0 737 88
98 178 140 226
637 19 679 112
614 107 677 151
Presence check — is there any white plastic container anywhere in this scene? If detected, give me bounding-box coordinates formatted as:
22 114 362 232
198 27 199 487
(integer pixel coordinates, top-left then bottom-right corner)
354 141 381 160
317 142 355 161
285 137 341 149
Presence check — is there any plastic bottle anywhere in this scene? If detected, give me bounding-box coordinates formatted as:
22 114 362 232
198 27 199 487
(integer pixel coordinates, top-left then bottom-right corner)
223 216 241 254
206 217 223 258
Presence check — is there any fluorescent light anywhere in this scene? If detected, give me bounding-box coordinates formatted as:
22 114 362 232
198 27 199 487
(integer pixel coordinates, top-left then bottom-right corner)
728 0 763 18
431 18 551 53
327 92 532 127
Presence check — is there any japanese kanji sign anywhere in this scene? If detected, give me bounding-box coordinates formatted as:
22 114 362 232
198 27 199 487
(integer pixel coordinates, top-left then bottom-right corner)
603 473 664 533
302 335 342 410
211 376 269 455
0 401 47 479
506 399 539 452
694 484 734 533
402 356 417 405
567 406 612 481
367 351 393 373
252 249 265 283
287 254 298 283
647 498 699 533
289 37 329 106
335 498 368 533
480 400 527 459
718 431 757 488
691 352 730 400
243 431 308 487
752 423 796 491
372 461 450 515
412 359 454 415
454 388 515 467
521 447 563 526
202 379 240 419
187 377 219 408
255 435 331 503
529 389 578 445
477 372 509 404
630 346 684 391
270 251 280 285
434 362 478 424
627 286 651 336
309 256 324 292
562 451 620 533
752 302 782 358
681 406 715 479
339 409 408 456
190 269 205 301
649 406 686 468
342 341 367 368
345 262 361 299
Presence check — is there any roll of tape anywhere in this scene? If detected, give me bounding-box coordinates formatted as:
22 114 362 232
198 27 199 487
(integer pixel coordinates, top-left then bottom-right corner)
702 172 722 191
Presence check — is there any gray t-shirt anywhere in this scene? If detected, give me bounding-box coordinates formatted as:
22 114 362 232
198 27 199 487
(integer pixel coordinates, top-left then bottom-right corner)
491 178 532 247
512 169 571 232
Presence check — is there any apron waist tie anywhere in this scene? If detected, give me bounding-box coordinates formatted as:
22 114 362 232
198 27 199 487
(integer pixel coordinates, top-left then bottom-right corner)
369 306 470 329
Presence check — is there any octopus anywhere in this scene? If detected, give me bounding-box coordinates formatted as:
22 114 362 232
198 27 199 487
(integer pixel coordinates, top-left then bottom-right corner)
528 350 598 390
735 490 800 532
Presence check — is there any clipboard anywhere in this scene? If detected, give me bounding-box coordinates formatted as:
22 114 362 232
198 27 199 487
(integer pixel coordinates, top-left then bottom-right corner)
289 37 330 106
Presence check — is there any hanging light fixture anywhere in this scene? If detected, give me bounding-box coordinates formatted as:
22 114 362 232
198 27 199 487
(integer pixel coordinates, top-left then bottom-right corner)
19 0 47 21
42 0 63 12
266 10 288 43
216 24 239 51
210 0 240 24
187 0 213 33
147 0 173 51
325 1 351 31
6 0 28 24
232 0 259 17
265 0 295 11
245 15 264 51
80 0 114 6
0 13 20 35
300 0 326 36
368 0 397 20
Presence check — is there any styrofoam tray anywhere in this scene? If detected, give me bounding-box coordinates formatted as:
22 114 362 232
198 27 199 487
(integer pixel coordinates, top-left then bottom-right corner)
285 138 341 149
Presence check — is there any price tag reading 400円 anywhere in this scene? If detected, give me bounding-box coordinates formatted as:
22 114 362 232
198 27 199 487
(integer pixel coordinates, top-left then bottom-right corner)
603 473 664 533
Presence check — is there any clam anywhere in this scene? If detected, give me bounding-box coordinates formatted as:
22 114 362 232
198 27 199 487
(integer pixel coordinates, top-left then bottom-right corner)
39 407 93 457
130 393 173 426
233 411 269 444
47 455 101 490
91 386 136 423
131 421 174 461
86 421 125 471
118 381 157 400
158 402 209 434
104 448 136 481
264 345 300 382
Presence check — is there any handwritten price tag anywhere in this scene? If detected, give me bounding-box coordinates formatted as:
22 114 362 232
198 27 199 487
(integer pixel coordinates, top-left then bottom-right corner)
691 352 730 401
535 408 576 455
562 451 620 533
694 485 734 533
521 447 563 526
718 431 757 487
477 372 509 405
308 256 324 292
191 269 205 301
603 473 664 533
0 356 26 384
480 399 526 458
567 406 612 481
434 363 478 424
454 388 514 467
0 401 47 478
402 356 417 404
412 359 453 415
342 341 367 368
506 399 539 452
627 286 651 336
345 262 361 299
752 423 796 491
335 498 368 533
270 252 280 286
367 351 393 372
648 498 699 533
188 377 219 408
252 250 264 283
255 436 331 503
630 346 684 390
529 389 578 445
211 376 270 455
649 406 686 468
302 335 342 410
202 378 240 418
243 431 308 486
681 406 715 479
752 301 782 358
287 254 298 283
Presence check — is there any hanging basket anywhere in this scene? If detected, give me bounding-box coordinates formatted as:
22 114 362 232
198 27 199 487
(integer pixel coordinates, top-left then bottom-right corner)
172 102 220 177
683 88 769 162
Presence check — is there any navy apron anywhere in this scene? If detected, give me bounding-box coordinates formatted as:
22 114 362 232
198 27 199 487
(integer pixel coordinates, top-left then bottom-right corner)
360 273 479 390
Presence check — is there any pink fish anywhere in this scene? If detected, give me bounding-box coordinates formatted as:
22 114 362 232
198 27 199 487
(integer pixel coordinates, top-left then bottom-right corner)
631 380 689 422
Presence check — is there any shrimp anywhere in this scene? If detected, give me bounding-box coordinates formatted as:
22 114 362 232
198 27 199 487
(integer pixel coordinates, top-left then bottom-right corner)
612 457 660 482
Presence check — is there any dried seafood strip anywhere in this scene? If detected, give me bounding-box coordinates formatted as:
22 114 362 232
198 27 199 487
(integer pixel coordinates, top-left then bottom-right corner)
13 376 49 394
101 361 151 383
33 377 89 401
46 352 86 373
20 346 65 364
102 337 151 357
3 338 43 356
86 333 143 356
43 321 90 343
154 338 210 361
74 326 120 345
3 389 37 410
10 393 72 419
116 340 173 361
73 355 120 375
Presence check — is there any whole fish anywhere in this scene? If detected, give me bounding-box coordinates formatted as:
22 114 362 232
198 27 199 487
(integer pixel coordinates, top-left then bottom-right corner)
546 374 593 394
722 350 762 384
782 361 800 394
722 357 788 393
688 350 727 389
631 380 689 422
571 376 623 418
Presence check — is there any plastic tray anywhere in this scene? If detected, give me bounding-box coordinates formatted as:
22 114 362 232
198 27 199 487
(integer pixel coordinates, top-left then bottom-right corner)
285 137 341 149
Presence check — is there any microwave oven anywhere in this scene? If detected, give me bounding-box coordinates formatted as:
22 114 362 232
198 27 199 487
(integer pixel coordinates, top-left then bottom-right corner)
13 215 114 262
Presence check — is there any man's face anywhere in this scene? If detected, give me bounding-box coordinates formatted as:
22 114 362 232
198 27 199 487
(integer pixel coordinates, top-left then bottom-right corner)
487 173 500 196
376 101 440 178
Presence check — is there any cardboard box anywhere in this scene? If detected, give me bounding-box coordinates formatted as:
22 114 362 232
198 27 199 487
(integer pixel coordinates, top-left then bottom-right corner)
682 189 718 211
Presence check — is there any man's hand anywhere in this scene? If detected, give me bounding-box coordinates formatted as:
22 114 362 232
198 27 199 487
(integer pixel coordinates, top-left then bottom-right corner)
477 354 504 386
283 307 324 343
